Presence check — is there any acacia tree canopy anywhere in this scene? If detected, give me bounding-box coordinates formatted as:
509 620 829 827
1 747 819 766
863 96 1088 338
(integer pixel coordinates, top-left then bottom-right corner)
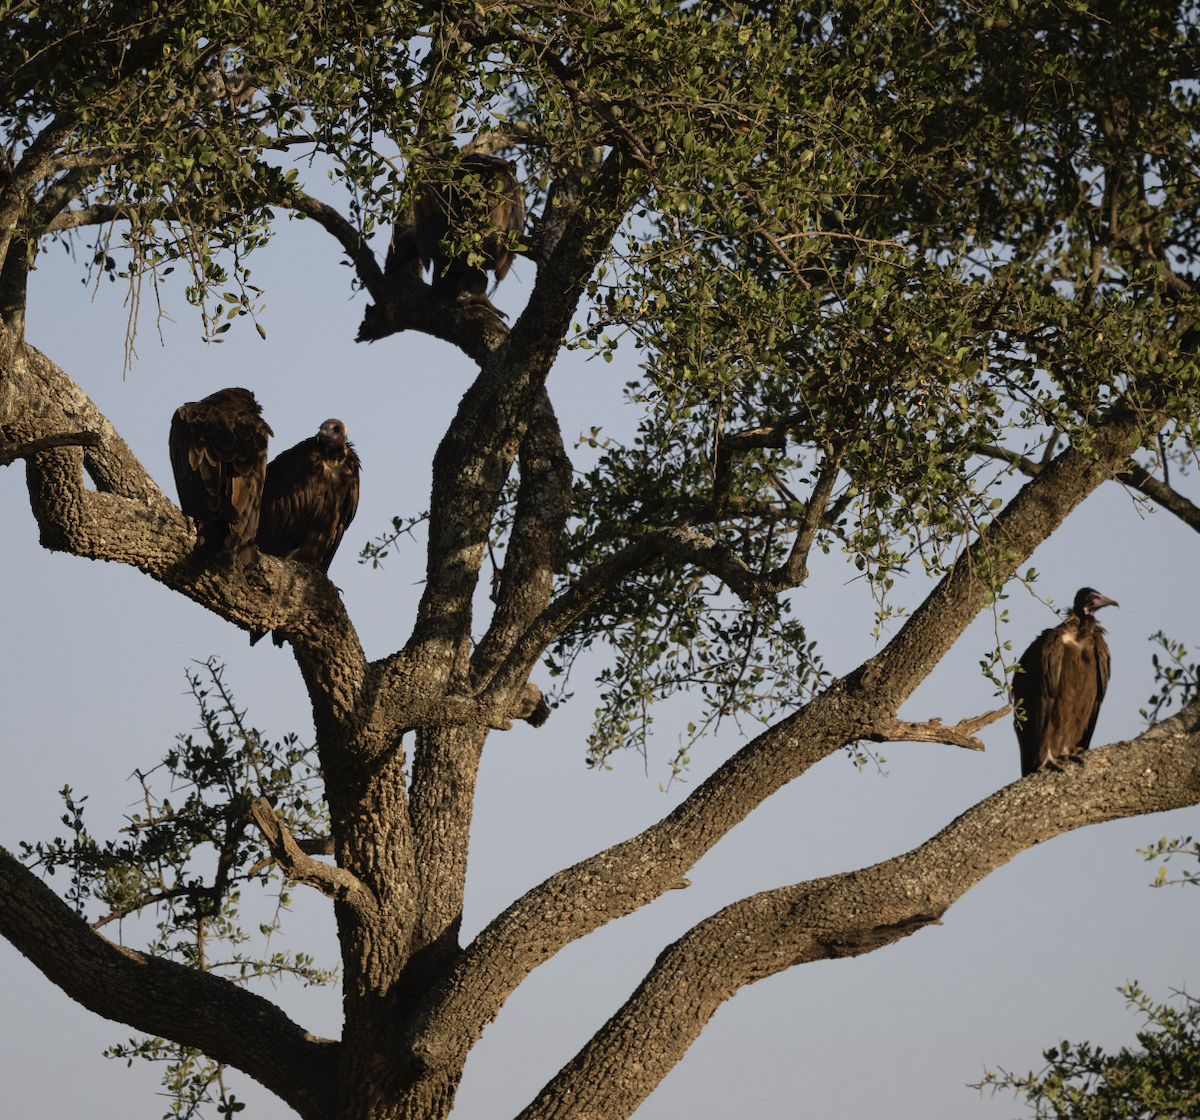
3 0 1200 1118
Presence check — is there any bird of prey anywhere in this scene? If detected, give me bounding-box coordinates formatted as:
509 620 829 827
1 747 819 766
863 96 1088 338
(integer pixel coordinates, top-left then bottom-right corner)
386 154 525 300
253 418 360 646
169 387 272 566
1012 587 1118 776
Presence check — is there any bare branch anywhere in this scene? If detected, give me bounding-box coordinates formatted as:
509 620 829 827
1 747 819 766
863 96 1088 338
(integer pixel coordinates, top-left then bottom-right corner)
0 845 339 1120
249 798 376 916
515 704 1200 1120
1119 460 1200 533
868 705 1011 752
44 202 138 232
0 429 100 466
279 191 385 298
978 443 1040 477
769 441 846 590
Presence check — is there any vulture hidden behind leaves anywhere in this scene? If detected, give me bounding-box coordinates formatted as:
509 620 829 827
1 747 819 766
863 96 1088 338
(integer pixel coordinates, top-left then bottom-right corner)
386 153 525 302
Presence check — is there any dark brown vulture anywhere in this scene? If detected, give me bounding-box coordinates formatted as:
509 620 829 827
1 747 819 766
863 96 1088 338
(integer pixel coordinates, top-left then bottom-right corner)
1012 587 1118 777
169 387 272 566
386 154 525 299
253 419 361 646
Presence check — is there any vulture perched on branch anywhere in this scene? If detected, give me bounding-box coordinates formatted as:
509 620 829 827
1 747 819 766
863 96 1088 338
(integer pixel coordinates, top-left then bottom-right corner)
1012 587 1118 777
253 419 361 646
169 387 272 567
386 154 525 300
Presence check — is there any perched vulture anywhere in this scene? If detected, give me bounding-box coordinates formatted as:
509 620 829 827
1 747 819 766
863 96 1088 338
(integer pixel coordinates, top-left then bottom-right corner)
253 419 361 646
1012 587 1118 777
386 154 525 299
169 387 272 566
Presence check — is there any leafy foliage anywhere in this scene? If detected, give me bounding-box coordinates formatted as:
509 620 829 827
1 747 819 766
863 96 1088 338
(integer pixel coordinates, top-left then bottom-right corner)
20 659 334 1117
8 0 1200 766
1141 835 1200 890
1142 632 1200 727
527 0 1200 763
975 987 1200 1120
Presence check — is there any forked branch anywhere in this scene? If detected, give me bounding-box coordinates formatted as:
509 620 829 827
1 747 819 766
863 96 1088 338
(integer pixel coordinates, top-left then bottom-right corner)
868 705 1012 752
249 797 376 916
5 343 369 732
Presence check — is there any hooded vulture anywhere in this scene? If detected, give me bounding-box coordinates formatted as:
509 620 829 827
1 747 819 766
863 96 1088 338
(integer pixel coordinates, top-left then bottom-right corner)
169 387 272 566
1012 587 1118 777
253 419 361 646
386 154 524 299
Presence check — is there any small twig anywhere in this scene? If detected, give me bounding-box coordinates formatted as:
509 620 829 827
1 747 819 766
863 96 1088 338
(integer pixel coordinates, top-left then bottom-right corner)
0 430 101 466
868 706 1011 752
1119 461 1200 533
90 886 197 931
977 444 1041 478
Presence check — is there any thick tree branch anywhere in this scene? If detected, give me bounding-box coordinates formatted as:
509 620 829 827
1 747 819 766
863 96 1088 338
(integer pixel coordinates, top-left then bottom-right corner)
0 845 339 1120
471 388 573 684
354 260 514 363
406 392 571 965
376 151 630 710
406 726 488 962
0 429 100 465
397 406 1148 1069
249 797 376 916
515 703 1200 1120
978 443 1200 534
862 408 1145 711
2 343 369 737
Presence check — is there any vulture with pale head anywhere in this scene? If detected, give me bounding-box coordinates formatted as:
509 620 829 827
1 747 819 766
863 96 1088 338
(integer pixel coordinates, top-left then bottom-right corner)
387 154 525 299
1012 587 1118 776
253 419 361 646
169 387 272 566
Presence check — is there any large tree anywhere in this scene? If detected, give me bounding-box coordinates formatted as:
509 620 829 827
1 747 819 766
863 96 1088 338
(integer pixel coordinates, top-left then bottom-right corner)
3 1 1200 1118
